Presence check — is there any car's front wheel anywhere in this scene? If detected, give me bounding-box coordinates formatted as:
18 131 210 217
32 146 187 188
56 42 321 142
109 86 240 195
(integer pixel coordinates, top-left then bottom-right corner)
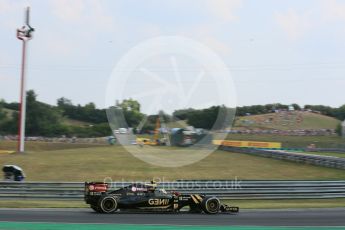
98 195 118 213
201 197 220 214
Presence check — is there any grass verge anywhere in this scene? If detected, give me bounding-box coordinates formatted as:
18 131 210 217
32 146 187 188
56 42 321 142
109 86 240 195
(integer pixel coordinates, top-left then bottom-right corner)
1 144 345 181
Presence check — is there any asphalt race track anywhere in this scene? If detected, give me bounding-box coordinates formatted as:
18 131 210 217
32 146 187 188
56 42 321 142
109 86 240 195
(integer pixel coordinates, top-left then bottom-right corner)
0 208 344 226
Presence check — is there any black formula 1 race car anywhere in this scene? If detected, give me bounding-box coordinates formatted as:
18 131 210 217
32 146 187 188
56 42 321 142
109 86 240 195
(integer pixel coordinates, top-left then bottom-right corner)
84 181 239 214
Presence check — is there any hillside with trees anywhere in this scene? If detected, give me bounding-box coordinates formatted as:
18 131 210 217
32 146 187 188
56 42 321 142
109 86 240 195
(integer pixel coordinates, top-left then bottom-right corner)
0 90 344 137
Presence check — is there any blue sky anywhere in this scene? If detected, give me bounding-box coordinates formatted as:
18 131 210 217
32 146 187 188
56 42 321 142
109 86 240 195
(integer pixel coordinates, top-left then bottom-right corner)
0 0 345 113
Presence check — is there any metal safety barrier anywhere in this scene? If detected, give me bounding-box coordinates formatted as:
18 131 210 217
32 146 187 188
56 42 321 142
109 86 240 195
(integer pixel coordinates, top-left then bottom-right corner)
219 146 345 169
0 180 344 200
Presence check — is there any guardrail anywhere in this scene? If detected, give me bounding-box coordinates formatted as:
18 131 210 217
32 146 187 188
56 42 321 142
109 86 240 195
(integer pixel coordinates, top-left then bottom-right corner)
306 148 345 153
219 146 345 169
0 180 344 200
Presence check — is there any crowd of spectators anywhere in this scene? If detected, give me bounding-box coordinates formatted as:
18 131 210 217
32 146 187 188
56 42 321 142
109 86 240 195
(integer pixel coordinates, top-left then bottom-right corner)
224 129 336 136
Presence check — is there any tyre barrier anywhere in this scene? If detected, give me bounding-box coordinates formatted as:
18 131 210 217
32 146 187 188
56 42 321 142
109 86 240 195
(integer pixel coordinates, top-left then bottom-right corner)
219 146 345 169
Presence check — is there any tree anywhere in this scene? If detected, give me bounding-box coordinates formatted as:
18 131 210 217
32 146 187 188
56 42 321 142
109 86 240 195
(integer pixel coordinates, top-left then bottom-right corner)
119 99 140 112
304 105 334 116
0 112 18 134
336 123 342 136
118 99 143 127
0 102 10 135
24 90 64 136
335 105 345 121
57 97 73 108
57 98 107 124
291 103 301 111
236 104 291 116
173 108 195 120
0 101 6 122
187 106 220 129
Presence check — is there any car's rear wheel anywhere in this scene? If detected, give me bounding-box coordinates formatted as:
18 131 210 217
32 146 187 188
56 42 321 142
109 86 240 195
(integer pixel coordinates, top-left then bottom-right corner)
201 197 220 214
98 196 118 213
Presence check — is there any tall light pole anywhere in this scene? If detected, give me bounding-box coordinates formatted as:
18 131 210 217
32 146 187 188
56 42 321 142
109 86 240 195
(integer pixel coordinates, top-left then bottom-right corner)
16 7 34 152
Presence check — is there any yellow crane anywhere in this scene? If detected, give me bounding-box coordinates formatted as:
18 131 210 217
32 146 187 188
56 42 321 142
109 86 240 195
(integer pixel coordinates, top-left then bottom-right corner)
137 116 170 146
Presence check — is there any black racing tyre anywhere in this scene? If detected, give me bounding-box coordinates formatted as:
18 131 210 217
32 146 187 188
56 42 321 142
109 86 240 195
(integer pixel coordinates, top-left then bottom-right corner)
90 205 103 213
201 197 220 214
98 196 118 213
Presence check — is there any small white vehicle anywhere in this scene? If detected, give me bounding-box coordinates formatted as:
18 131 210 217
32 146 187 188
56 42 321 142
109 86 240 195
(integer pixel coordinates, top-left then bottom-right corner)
119 128 127 134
